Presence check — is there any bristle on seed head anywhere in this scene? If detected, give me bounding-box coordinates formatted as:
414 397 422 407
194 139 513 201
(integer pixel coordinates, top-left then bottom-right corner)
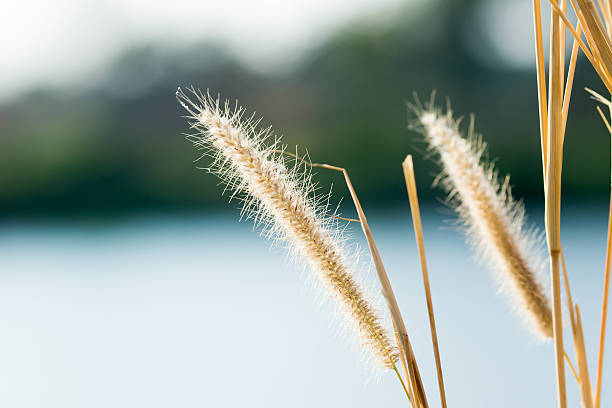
414 103 553 339
177 87 399 367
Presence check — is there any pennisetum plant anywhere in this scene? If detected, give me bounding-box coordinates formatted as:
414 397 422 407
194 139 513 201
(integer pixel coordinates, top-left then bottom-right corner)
176 87 430 405
176 1 612 405
175 88 402 367
413 104 553 340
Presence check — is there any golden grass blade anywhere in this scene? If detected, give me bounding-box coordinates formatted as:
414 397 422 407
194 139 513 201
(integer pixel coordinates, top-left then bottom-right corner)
597 106 612 132
573 0 612 82
393 322 416 407
551 0 597 66
534 0 549 171
561 250 578 335
569 0 602 56
587 87 612 106
565 350 581 383
577 0 612 66
575 305 595 408
595 191 612 408
402 155 448 408
546 3 568 405
269 149 423 403
604 0 612 28
562 0 569 92
312 162 428 407
587 88 612 408
603 0 612 28
407 352 428 408
551 0 612 92
562 22 584 138
561 251 594 407
582 25 612 91
597 0 609 25
548 231 566 408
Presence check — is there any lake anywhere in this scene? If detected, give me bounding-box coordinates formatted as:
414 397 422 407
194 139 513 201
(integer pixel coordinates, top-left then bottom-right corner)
0 204 610 407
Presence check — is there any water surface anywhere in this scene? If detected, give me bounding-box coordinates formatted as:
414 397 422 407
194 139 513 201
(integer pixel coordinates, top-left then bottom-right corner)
0 207 610 407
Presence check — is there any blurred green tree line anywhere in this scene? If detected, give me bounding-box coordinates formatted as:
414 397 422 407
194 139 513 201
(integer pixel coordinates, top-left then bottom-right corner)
0 0 609 218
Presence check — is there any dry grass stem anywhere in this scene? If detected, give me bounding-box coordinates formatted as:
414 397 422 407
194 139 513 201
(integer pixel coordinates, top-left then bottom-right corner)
393 323 416 406
596 193 612 407
548 0 612 400
596 106 612 132
561 251 594 408
311 161 429 407
270 149 427 405
576 305 595 408
562 22 584 138
589 84 612 408
545 2 567 405
176 88 400 371
565 350 581 383
551 0 612 91
415 107 553 339
402 155 448 408
533 0 549 172
536 0 612 402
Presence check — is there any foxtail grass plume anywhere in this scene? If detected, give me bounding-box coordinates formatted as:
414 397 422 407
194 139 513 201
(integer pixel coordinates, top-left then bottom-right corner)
177 87 399 368
415 106 553 339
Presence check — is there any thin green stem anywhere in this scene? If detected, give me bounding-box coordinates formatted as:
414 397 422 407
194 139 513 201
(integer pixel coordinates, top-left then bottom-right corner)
393 364 413 404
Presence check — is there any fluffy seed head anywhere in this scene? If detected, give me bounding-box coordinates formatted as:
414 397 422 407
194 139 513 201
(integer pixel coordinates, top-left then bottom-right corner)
177 87 399 368
415 106 553 339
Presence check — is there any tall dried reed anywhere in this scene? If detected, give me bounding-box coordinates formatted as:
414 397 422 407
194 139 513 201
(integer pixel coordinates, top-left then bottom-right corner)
176 87 399 370
415 107 553 339
548 1 612 405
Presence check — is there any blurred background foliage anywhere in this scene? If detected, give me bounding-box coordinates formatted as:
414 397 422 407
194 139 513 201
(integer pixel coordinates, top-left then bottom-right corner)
1 0 609 218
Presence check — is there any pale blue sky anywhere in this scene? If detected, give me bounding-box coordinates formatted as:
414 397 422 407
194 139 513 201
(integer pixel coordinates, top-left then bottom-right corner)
0 0 558 104
0 0 408 102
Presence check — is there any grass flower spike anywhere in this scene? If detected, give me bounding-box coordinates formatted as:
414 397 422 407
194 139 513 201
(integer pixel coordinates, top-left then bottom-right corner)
416 107 553 339
176 87 399 369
